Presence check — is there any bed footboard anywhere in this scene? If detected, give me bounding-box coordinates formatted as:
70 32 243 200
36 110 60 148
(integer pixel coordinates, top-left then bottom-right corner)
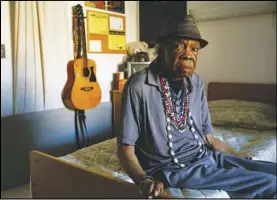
30 150 174 199
30 150 141 198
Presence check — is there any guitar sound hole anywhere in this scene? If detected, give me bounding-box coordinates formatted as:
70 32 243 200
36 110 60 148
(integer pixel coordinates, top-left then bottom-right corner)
83 68 90 77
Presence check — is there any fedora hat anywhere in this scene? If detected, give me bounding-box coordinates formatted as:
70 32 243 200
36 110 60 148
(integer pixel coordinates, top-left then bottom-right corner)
157 15 208 49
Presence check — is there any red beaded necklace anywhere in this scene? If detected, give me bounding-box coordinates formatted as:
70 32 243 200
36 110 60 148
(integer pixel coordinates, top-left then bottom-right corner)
160 76 189 131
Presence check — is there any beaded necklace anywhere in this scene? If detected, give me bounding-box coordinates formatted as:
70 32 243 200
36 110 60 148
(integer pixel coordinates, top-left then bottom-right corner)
168 83 184 117
160 76 189 132
159 76 203 168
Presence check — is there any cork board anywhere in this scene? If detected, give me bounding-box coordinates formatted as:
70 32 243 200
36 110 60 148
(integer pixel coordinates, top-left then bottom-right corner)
86 10 126 54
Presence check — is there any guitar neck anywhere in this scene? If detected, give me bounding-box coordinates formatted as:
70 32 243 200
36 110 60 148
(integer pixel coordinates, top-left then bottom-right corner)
80 17 87 60
75 11 82 59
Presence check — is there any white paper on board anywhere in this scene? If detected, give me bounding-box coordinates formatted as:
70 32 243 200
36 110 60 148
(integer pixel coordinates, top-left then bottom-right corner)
89 40 102 52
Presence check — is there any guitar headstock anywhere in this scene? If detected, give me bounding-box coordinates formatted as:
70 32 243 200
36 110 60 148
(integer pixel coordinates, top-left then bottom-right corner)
73 4 84 19
73 4 88 58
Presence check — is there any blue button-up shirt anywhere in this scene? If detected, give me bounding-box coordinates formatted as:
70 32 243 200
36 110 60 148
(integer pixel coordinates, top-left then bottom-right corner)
119 60 214 176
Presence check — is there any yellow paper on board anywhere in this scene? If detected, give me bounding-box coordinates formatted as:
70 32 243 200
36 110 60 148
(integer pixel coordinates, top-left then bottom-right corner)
108 34 126 50
87 11 108 35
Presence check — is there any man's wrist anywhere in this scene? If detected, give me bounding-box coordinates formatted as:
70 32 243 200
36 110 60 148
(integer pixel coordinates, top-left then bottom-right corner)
135 175 155 185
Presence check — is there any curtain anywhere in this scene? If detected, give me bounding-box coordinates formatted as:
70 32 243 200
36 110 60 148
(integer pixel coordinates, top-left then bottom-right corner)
12 1 72 115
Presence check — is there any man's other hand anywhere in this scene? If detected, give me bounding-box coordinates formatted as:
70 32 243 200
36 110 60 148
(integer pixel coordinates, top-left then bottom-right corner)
138 178 164 199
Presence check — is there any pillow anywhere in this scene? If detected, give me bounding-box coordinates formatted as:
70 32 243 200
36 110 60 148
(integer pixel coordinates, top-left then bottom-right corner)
208 100 276 130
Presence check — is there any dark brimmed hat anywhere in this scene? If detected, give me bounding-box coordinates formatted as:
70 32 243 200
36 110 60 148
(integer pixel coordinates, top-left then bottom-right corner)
156 15 208 49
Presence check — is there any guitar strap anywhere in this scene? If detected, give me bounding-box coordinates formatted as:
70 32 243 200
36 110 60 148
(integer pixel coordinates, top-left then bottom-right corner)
74 110 81 149
73 5 90 149
77 110 89 147
74 109 89 148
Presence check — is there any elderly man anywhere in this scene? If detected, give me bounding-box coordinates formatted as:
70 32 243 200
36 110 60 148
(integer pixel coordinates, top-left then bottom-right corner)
117 15 276 199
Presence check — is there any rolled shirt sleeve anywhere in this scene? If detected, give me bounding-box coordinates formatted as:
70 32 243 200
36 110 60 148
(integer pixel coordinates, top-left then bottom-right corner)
119 81 141 146
200 82 214 135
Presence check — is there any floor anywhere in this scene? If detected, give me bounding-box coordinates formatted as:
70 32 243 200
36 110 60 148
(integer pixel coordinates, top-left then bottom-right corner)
1 184 30 199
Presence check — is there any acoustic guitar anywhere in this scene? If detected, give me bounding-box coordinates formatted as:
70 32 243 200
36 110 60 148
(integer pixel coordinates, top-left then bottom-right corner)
62 5 102 110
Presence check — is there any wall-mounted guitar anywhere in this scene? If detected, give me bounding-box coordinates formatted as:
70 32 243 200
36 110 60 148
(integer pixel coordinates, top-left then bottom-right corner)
62 4 102 110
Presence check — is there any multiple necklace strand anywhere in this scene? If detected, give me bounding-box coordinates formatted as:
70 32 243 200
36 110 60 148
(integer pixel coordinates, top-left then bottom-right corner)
160 77 189 132
159 76 203 168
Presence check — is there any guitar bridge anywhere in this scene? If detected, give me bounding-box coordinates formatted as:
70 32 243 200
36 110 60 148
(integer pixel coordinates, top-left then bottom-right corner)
81 87 94 91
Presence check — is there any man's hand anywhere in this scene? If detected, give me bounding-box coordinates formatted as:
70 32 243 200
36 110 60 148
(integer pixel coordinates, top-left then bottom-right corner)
232 149 251 159
205 134 251 158
138 178 164 199
117 144 168 198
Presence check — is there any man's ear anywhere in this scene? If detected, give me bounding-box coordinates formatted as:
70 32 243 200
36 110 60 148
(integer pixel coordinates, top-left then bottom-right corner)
157 42 166 57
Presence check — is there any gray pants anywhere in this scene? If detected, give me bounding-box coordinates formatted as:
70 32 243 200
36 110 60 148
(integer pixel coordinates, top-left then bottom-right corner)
162 151 277 198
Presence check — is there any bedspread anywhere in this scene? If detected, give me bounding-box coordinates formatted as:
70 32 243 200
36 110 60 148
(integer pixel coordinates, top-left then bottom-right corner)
60 126 276 198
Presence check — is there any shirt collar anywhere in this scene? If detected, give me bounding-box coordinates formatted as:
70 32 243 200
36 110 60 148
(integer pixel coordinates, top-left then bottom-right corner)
147 60 161 90
147 59 196 92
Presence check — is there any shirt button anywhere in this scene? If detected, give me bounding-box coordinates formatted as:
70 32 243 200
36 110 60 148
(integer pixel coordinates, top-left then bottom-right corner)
180 163 185 168
173 158 179 164
168 134 172 140
169 142 173 148
166 117 170 123
188 112 192 117
189 119 193 125
191 127 195 132
199 148 203 153
194 134 198 139
198 141 202 146
170 150 175 156
167 125 171 131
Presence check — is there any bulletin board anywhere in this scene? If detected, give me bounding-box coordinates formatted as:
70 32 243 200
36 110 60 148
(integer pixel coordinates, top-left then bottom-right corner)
86 10 126 54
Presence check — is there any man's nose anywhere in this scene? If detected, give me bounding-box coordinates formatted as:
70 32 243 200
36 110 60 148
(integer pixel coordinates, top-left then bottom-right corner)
180 48 193 60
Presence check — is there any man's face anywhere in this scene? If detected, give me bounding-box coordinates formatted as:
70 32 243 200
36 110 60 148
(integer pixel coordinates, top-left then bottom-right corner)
161 39 201 78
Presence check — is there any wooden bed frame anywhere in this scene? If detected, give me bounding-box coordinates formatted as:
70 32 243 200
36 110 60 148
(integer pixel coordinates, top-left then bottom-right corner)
30 82 276 198
207 82 276 105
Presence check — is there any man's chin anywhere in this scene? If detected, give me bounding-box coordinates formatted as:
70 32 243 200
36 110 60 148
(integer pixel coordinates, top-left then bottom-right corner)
168 70 194 79
178 72 193 78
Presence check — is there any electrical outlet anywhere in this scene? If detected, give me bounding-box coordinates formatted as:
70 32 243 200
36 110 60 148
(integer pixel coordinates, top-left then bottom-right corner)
1 44 6 58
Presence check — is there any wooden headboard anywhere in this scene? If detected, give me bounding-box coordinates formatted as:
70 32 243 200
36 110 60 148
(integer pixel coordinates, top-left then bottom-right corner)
207 82 276 106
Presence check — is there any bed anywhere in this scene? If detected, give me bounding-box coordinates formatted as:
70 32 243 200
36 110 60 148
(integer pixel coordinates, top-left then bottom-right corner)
29 82 276 198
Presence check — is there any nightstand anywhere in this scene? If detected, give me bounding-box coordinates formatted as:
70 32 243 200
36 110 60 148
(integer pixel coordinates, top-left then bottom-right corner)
112 90 122 137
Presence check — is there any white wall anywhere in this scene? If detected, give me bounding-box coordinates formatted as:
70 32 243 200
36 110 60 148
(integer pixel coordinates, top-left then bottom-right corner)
187 1 276 89
1 1 13 116
1 1 139 117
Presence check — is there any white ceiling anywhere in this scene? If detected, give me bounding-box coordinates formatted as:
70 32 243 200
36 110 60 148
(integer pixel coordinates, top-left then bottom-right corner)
187 1 276 21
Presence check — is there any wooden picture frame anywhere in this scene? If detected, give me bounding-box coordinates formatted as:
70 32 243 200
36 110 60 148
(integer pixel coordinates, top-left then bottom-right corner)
85 1 125 14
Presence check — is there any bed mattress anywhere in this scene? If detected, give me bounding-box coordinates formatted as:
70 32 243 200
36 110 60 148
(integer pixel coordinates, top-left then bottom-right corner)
59 126 276 198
